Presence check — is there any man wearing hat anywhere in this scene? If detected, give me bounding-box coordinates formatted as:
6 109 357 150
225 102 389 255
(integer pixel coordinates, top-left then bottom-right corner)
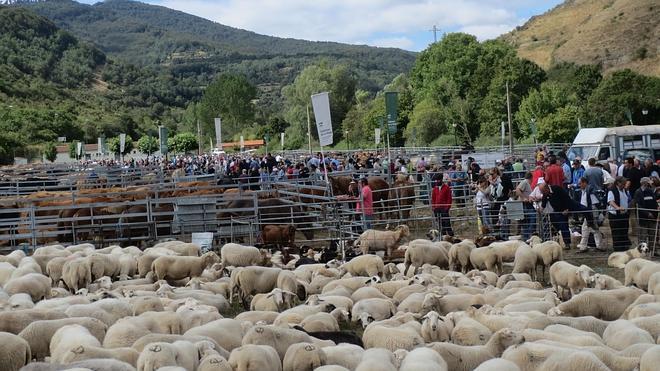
634 177 658 244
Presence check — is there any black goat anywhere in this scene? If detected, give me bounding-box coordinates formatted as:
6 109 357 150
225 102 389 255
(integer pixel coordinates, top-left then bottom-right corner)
293 325 363 347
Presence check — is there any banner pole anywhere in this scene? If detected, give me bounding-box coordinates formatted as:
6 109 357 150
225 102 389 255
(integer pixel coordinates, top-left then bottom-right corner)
319 146 329 183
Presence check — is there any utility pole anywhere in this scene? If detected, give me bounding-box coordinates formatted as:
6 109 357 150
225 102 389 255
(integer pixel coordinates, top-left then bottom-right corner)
429 25 440 43
506 81 513 154
196 119 202 155
306 105 312 156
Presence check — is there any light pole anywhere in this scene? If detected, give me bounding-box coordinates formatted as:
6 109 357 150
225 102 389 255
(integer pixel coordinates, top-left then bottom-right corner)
345 130 350 151
642 109 648 125
452 123 457 146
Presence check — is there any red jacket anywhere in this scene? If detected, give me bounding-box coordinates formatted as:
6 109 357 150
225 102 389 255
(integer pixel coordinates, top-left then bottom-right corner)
432 183 452 211
545 164 564 187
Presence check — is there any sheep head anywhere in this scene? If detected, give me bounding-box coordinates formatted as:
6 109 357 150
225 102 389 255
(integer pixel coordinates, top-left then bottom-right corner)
421 292 443 314
547 307 563 317
526 235 542 247
201 252 220 267
422 311 441 331
395 225 411 240
496 328 525 348
576 265 595 285
365 275 382 285
358 312 375 328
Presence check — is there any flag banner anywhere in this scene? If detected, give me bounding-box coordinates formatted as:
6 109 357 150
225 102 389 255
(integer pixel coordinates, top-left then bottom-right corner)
76 142 82 157
214 118 222 148
281 132 285 148
311 92 334 147
119 133 126 153
159 126 168 155
240 135 244 151
385 91 398 135
375 128 381 145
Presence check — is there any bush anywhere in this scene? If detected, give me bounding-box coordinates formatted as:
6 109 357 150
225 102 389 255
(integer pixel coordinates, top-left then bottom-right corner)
167 132 198 154
43 142 57 162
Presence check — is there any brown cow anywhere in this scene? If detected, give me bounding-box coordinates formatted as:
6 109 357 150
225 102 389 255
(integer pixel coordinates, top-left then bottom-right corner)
389 176 416 220
262 224 296 248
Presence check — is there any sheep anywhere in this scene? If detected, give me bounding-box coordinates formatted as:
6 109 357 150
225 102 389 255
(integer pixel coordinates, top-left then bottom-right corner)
87 253 121 280
548 286 645 320
647 271 660 295
300 309 345 332
322 276 377 295
6 293 34 310
336 254 384 277
137 340 199 371
0 261 16 286
18 317 107 360
184 318 248 353
234 311 280 325
152 251 220 281
469 246 502 274
590 273 624 290
307 294 353 312
603 319 655 350
351 286 390 302
421 311 451 342
473 358 521 371
641 345 660 371
502 342 610 371
158 242 201 257
549 261 593 299
250 288 297 312
609 243 649 268
131 334 224 355
355 348 398 371
65 298 133 326
103 313 180 349
528 339 640 371
466 269 498 287
624 259 660 290
397 292 428 315
448 239 475 273
362 320 424 352
50 325 102 364
427 328 525 371
511 245 537 282
60 344 140 366
496 273 532 289
399 347 447 371
322 343 364 370
403 240 450 275
527 236 563 282
0 308 68 334
282 342 327 371
450 315 493 345
130 296 165 315
273 302 336 326
3 273 51 302
228 344 282 371
520 328 605 347
627 302 660 319
0 249 25 267
61 257 93 293
631 314 660 339
220 243 262 268
356 225 410 257
502 292 559 313
277 270 305 300
241 324 322 360
198 350 232 371
421 292 485 316
230 266 282 306
351 297 396 328
0 331 31 371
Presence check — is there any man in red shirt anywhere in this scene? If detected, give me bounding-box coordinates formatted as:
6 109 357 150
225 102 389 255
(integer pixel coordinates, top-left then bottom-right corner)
431 176 454 236
356 178 374 230
544 155 564 187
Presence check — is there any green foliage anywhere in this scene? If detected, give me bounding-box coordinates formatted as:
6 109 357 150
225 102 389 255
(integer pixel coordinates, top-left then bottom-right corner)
107 136 134 155
537 105 580 143
515 82 574 138
586 69 660 127
137 135 159 155
406 98 446 146
43 142 57 162
167 132 198 154
199 73 257 140
282 62 357 146
546 62 602 103
68 141 83 159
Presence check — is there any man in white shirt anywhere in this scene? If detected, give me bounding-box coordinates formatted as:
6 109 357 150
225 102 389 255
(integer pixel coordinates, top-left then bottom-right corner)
607 176 630 251
577 177 603 252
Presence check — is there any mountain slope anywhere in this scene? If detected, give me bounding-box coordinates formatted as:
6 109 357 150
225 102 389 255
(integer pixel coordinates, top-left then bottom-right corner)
502 0 659 76
16 0 415 92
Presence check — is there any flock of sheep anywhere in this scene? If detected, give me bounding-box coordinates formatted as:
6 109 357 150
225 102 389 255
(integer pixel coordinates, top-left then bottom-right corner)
0 228 659 371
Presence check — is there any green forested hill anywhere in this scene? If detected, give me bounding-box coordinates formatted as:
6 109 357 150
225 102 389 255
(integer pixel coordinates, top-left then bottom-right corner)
18 0 415 92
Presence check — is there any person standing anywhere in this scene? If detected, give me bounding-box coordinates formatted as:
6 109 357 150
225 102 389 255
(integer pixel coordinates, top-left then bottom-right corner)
539 182 592 248
607 177 630 252
357 178 374 230
450 163 467 207
634 177 658 244
432 176 454 237
474 176 492 232
516 172 536 240
584 158 604 192
577 177 604 252
544 156 564 187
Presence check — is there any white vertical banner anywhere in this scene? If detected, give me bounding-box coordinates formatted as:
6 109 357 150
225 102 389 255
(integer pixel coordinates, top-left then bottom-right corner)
280 132 285 148
240 135 244 152
97 137 103 155
311 92 334 147
119 133 126 153
375 128 381 145
214 118 222 149
501 122 505 141
76 142 82 157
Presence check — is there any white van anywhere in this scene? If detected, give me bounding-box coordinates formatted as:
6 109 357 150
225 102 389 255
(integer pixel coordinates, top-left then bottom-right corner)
567 125 660 166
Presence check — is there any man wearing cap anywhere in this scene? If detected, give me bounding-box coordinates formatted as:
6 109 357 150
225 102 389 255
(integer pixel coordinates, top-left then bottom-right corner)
634 177 658 244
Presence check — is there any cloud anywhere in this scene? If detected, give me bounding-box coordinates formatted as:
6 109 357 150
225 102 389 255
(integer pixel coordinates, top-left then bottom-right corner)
145 0 561 49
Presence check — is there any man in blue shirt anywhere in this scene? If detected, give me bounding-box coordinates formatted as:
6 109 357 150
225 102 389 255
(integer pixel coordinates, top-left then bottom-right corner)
450 163 467 207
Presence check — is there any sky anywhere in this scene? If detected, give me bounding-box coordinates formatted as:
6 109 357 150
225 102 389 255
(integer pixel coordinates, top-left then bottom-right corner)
77 0 563 51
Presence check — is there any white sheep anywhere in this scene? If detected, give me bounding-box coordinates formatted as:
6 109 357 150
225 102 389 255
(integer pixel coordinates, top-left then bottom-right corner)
351 286 389 302
220 243 262 268
0 332 31 371
0 261 17 286
230 266 282 306
0 249 26 267
250 288 297 312
50 324 102 364
228 344 282 371
399 347 448 371
355 347 397 371
152 252 220 281
448 239 476 273
403 239 450 275
473 358 521 371
511 244 537 282
137 340 199 371
450 314 493 346
502 342 610 371
299 309 347 332
495 273 532 289
603 319 655 350
362 320 424 352
548 261 593 299
241 324 322 360
527 235 563 282
469 246 502 274
17 317 107 360
641 345 660 371
337 254 385 278
624 259 660 290
356 225 410 256
282 342 327 371
608 243 649 268
351 297 396 328
3 273 51 302
548 286 645 321
590 273 623 290
427 328 525 371
647 271 660 295
421 310 451 342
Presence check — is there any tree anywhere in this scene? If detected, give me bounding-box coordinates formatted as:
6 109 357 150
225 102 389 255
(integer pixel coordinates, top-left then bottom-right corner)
43 142 57 162
282 62 357 146
515 82 574 138
199 74 257 141
167 132 198 154
68 141 82 159
107 136 134 155
537 105 580 143
405 98 446 146
137 135 159 155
